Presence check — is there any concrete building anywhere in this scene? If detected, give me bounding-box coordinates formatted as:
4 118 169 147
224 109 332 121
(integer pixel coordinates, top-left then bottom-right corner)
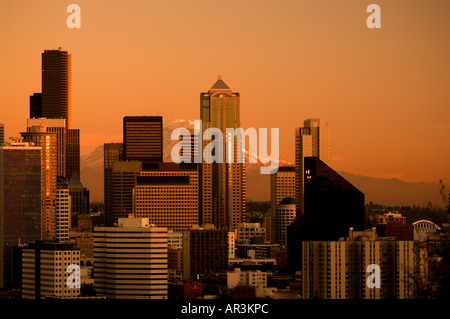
56 176 71 243
270 166 295 242
182 225 228 280
200 77 246 232
295 119 330 214
227 268 268 289
22 241 81 299
168 230 183 249
68 174 90 227
236 222 266 244
134 162 199 232
94 217 168 299
0 143 42 288
274 197 296 249
110 160 142 226
302 228 415 299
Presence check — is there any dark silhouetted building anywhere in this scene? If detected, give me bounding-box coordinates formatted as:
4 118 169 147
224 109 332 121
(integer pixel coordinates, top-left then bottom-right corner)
287 156 365 273
30 93 42 119
0 143 42 288
183 225 228 280
66 128 80 180
123 116 163 162
41 49 71 128
103 143 123 227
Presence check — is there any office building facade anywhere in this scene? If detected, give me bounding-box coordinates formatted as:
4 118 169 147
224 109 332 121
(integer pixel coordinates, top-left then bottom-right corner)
0 144 42 288
200 77 246 232
22 241 81 299
134 162 199 232
94 217 168 299
123 116 163 162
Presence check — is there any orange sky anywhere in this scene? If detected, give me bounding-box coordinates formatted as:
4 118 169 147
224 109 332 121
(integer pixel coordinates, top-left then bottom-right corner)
1 0 449 186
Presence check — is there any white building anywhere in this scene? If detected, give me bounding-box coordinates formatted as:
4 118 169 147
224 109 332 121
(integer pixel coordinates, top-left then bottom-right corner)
56 176 71 243
168 230 183 248
94 217 168 299
227 268 268 289
228 232 236 259
236 223 266 244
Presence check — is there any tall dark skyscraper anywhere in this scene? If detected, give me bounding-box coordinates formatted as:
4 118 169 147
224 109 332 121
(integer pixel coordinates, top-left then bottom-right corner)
29 93 42 119
199 77 246 232
0 124 4 144
41 49 71 129
66 128 80 180
123 116 163 162
287 156 365 273
0 143 42 288
104 143 123 227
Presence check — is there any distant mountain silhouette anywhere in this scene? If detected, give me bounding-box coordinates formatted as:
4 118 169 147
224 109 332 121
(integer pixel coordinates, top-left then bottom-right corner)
81 119 444 208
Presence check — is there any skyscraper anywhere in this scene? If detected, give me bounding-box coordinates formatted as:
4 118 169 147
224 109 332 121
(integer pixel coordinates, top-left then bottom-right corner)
27 118 66 177
0 143 42 288
0 124 4 144
200 77 246 231
123 116 163 162
270 166 295 242
287 156 365 273
295 119 330 214
66 128 80 180
56 176 71 243
104 143 123 227
110 161 142 226
29 93 42 119
68 174 90 226
21 126 58 241
41 49 71 128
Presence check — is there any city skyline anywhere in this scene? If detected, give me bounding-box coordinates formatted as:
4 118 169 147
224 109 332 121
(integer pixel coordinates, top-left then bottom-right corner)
1 1 449 191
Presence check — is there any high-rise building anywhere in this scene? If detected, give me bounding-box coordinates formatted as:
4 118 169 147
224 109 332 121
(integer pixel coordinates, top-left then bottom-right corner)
182 225 228 280
270 166 295 242
302 228 415 299
287 156 365 273
123 116 163 162
134 162 199 232
200 77 246 231
66 128 80 180
29 93 42 119
22 241 81 299
68 174 90 227
274 197 296 249
0 123 4 144
41 49 71 129
0 143 42 288
94 217 168 299
103 143 123 227
295 119 330 214
27 118 67 177
111 161 142 226
56 176 71 243
21 126 58 241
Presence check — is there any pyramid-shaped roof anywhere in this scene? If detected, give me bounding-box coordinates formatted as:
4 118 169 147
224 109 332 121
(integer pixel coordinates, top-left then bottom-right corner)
209 76 231 91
